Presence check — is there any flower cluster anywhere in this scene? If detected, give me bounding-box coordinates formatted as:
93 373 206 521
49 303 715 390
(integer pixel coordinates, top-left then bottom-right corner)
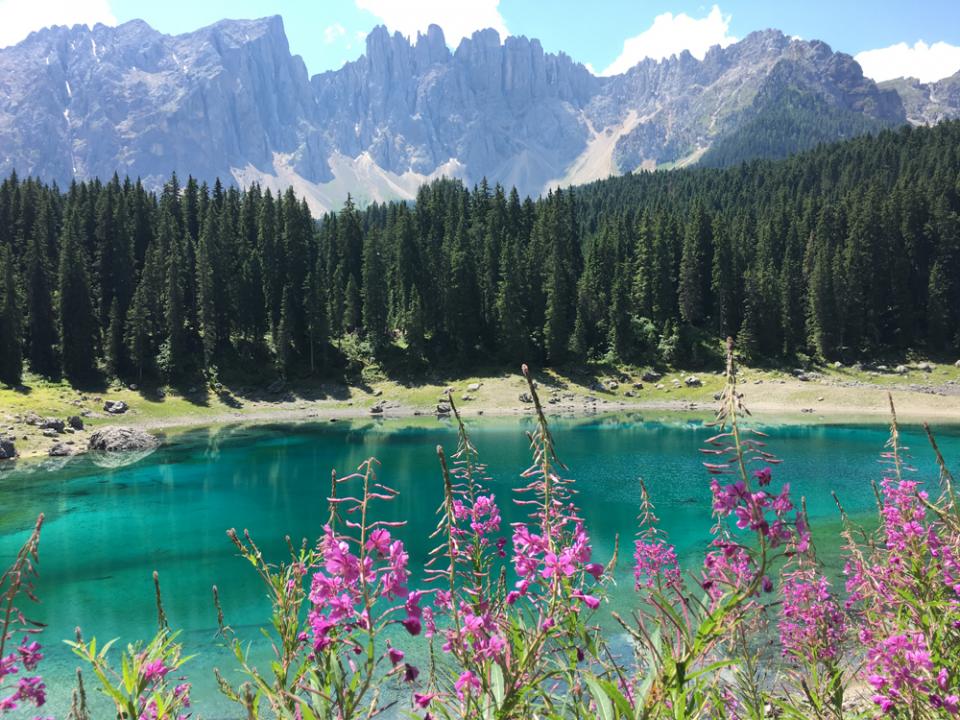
778 569 846 663
0 641 46 712
840 418 960 718
0 516 46 719
308 521 421 653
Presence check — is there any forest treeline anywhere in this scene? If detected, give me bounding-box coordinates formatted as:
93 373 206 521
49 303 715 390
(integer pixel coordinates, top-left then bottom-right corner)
0 121 959 387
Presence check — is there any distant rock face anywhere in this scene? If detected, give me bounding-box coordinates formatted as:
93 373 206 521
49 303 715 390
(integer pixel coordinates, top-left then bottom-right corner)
0 17 926 211
880 71 960 125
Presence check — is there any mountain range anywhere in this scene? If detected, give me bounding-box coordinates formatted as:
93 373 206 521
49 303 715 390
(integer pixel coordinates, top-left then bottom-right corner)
1 15 958 212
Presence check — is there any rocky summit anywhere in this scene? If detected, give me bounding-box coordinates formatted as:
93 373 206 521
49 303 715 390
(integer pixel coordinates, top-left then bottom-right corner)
0 16 950 211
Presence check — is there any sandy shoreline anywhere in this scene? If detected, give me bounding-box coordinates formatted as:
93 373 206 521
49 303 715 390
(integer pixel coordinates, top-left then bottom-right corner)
3 365 960 461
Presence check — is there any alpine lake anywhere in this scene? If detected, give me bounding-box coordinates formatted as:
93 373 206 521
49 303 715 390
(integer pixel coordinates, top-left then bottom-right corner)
1 411 959 717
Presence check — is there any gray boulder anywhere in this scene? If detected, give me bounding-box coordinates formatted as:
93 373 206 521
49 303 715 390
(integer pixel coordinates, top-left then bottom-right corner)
48 442 74 457
104 400 129 414
68 415 84 430
641 370 662 382
88 427 159 452
518 392 534 404
0 437 15 459
684 376 703 387
39 418 65 433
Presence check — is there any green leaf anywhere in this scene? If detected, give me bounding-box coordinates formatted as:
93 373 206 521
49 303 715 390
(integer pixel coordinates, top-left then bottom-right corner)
585 674 617 720
490 662 505 707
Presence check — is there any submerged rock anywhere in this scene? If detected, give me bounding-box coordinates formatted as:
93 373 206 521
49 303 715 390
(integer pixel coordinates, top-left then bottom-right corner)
88 427 159 452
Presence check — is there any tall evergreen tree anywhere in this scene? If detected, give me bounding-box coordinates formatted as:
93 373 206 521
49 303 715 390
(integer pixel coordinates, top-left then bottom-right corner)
362 228 388 349
23 199 58 375
58 209 99 381
0 245 23 385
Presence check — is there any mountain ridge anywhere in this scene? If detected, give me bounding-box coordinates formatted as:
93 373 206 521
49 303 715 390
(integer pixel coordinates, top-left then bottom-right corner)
0 15 952 211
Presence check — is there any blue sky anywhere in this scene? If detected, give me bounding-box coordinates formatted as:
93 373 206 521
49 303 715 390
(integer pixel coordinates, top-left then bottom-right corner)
2 0 960 82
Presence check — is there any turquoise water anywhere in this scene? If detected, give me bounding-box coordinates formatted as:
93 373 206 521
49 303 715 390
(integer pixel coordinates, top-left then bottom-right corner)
0 413 958 718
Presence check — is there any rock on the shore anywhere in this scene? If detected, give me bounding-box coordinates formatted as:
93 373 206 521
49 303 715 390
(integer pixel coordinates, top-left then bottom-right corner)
467 382 482 392
68 415 84 430
48 442 74 457
39 418 65 432
518 392 533 403
684 376 702 387
104 400 129 414
0 437 16 459
88 427 159 452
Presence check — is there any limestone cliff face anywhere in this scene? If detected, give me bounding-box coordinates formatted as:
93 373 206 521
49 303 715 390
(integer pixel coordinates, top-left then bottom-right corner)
0 17 930 212
880 71 960 126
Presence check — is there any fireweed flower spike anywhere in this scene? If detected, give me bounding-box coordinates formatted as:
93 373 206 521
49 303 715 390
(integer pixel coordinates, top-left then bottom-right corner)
841 397 960 717
597 339 810 719
0 515 46 717
212 458 421 719
67 572 192 720
425 372 606 719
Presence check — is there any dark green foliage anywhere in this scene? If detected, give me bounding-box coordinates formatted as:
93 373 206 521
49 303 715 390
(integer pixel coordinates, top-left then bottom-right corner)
57 209 99 381
2 120 960 384
0 244 23 385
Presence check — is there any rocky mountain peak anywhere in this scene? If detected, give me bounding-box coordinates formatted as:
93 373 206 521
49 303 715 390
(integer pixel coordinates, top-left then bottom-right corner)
0 16 954 213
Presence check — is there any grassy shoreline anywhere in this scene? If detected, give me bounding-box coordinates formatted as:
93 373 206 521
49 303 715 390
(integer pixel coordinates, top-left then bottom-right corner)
2 361 960 461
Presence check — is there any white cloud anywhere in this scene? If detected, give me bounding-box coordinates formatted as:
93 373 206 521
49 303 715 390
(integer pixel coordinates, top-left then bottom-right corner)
355 0 508 46
0 0 115 48
855 41 960 83
602 4 736 76
323 22 347 45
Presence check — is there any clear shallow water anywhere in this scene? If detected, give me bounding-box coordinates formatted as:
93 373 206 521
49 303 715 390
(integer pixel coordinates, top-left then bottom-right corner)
0 413 958 718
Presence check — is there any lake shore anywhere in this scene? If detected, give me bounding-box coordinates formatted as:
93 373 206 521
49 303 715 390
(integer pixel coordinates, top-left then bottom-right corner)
3 361 960 460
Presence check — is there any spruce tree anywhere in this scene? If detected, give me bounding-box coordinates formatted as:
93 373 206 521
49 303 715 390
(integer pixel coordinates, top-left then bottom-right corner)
104 297 125 377
196 208 218 367
678 204 712 326
0 245 23 385
164 222 188 376
361 228 388 350
23 201 58 375
58 210 99 381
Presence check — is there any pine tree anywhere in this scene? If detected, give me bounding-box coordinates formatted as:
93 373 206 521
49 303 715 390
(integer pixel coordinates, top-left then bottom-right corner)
196 208 218 367
58 209 99 381
125 279 151 379
678 204 712 326
304 262 327 373
164 221 188 377
541 190 580 363
23 200 58 375
0 245 23 385
104 297 125 377
361 228 388 350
